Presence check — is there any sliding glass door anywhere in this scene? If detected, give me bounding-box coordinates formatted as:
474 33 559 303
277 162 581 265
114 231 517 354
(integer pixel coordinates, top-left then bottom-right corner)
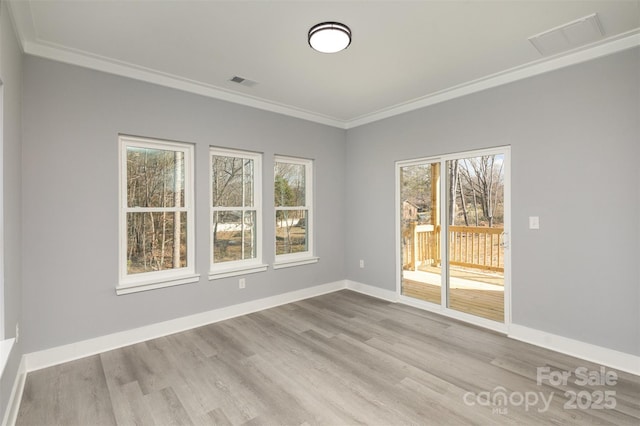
397 147 510 329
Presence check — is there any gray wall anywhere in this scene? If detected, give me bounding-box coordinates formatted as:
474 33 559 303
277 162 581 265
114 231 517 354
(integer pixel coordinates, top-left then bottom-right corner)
0 0 24 416
345 48 640 356
21 56 346 353
15 39 640 360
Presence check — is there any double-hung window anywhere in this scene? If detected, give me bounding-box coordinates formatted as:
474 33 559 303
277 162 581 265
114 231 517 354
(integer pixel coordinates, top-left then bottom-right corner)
118 136 197 295
274 156 318 268
210 148 266 278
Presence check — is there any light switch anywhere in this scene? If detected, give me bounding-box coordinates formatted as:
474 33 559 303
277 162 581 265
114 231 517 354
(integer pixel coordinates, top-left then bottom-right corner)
529 216 540 230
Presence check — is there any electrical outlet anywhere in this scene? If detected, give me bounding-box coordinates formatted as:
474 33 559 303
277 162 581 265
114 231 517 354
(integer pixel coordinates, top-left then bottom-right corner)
359 259 364 268
15 323 19 343
529 216 540 230
239 278 246 289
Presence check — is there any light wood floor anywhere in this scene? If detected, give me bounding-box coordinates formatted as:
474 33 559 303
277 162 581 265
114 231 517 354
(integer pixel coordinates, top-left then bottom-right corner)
402 279 504 322
16 290 640 425
421 265 505 287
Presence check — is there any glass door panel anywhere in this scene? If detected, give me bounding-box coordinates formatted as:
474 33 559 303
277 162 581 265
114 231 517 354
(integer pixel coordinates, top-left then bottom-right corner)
446 155 505 322
399 162 442 305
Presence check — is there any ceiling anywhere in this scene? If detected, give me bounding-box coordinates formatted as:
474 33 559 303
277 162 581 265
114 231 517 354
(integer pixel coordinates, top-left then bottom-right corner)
7 1 640 128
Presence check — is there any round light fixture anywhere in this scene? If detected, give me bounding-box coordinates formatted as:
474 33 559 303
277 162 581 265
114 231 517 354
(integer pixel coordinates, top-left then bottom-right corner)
308 22 351 53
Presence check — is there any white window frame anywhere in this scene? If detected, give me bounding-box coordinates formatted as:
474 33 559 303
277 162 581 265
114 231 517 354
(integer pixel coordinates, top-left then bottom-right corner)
0 81 4 339
273 155 318 269
117 135 198 295
0 80 13 377
209 147 267 279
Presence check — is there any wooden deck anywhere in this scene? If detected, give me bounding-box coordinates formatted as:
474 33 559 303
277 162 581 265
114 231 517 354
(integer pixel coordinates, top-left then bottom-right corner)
402 278 504 323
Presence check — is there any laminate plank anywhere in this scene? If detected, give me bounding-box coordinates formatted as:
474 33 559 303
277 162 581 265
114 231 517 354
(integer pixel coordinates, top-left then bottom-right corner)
16 355 116 426
100 343 171 395
300 328 466 425
145 336 222 416
230 315 393 424
238 315 416 425
115 381 156 426
399 376 514 425
145 387 193 426
195 357 262 425
245 353 358 425
195 408 232 426
208 351 318 425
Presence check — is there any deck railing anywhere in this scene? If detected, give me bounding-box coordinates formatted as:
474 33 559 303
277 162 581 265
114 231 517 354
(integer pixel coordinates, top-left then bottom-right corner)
449 225 504 272
404 224 504 273
403 223 440 270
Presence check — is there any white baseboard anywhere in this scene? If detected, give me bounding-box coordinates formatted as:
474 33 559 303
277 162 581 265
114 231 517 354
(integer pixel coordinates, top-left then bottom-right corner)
25 280 347 373
345 280 399 302
509 324 640 376
345 280 639 376
2 356 26 426
0 339 15 379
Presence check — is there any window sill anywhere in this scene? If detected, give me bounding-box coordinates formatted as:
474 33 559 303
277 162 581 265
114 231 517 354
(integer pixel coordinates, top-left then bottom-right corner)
273 256 319 270
209 264 268 280
1 338 15 378
116 274 200 295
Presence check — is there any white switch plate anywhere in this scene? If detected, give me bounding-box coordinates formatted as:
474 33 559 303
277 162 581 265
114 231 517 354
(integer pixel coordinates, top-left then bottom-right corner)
529 216 540 230
239 278 246 289
359 259 364 268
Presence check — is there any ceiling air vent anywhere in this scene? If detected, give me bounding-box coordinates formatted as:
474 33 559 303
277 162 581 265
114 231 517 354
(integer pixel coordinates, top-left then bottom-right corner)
229 76 258 88
528 13 604 56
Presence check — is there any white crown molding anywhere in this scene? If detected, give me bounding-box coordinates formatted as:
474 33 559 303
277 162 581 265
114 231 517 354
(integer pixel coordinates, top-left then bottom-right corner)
21 40 349 129
5 0 348 128
345 29 640 129
5 0 33 52
6 1 640 130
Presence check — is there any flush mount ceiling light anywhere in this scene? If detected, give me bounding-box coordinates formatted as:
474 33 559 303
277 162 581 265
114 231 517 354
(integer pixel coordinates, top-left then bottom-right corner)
308 22 351 53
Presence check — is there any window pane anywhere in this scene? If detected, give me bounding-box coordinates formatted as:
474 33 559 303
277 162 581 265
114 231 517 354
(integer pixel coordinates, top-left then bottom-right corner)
212 156 254 207
274 162 305 207
275 209 308 255
213 210 257 263
126 211 187 274
127 147 184 208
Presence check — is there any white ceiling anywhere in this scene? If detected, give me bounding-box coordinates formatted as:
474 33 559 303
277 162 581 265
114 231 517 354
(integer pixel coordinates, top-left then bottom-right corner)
7 1 640 128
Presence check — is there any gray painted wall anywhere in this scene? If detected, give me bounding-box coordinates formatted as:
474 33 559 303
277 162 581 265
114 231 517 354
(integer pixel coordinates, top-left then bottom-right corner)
14 37 640 362
346 48 640 356
21 56 346 353
0 0 24 416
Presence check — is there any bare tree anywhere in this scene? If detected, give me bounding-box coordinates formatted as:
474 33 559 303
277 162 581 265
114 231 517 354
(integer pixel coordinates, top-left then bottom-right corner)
457 169 469 226
448 160 458 225
126 147 186 273
456 155 504 227
211 156 250 262
275 162 306 254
